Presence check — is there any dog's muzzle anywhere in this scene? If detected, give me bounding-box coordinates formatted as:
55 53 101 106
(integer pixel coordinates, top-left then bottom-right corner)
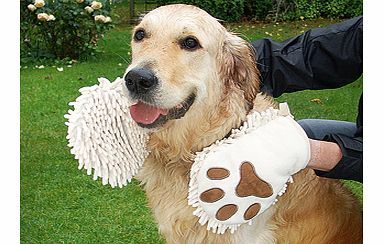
124 67 196 129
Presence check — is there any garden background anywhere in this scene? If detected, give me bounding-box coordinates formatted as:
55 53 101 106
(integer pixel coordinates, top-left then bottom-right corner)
20 0 362 243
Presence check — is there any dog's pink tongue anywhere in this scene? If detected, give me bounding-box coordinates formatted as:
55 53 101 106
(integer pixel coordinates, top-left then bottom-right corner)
130 102 168 125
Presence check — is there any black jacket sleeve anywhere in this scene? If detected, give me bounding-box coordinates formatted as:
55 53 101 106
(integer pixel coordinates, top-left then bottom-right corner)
251 16 363 98
251 17 363 182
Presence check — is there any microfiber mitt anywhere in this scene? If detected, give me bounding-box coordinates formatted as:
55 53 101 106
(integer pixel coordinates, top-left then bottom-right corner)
65 77 149 188
188 103 310 234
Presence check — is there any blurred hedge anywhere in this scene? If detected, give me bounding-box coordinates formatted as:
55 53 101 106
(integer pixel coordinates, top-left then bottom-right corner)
157 0 245 22
157 0 362 22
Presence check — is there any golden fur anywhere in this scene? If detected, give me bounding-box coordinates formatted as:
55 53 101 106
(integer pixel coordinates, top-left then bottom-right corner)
125 4 362 243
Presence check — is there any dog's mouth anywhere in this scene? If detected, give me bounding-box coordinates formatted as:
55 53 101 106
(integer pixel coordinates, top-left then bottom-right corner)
129 93 196 128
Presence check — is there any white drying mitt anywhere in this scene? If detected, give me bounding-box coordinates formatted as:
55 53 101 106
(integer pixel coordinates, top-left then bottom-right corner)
188 103 310 234
65 77 149 188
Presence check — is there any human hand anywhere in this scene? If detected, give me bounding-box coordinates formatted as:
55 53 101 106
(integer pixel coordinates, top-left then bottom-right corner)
307 139 342 172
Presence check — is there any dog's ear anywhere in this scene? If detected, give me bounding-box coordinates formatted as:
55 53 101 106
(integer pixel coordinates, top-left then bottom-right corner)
218 33 260 106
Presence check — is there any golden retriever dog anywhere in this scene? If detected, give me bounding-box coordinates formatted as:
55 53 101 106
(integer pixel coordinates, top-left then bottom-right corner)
123 4 362 243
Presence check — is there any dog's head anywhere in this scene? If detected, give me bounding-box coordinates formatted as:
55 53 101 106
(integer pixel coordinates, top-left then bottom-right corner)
124 4 260 131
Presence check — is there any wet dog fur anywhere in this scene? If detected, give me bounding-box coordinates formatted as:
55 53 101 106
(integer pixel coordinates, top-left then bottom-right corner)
123 4 362 243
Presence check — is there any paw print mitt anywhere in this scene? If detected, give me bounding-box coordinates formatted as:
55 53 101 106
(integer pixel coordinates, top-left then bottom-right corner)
65 77 150 188
188 103 310 234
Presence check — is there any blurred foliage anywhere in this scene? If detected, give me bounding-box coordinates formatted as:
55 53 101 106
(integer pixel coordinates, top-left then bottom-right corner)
157 0 245 22
157 0 362 21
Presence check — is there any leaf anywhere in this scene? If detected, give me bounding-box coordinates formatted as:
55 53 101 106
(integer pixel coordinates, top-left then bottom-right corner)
310 98 323 104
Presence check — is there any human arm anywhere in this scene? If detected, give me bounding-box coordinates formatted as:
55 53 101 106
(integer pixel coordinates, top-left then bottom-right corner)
251 17 363 182
251 16 363 98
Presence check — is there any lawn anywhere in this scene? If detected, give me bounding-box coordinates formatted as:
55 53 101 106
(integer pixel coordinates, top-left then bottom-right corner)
20 17 362 243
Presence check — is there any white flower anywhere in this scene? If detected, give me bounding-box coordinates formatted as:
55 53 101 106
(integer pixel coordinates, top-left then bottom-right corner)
94 15 106 23
105 16 112 23
91 1 102 10
27 4 37 11
47 14 56 21
76 0 84 3
57 67 64 72
84 6 94 13
37 13 49 21
34 0 45 8
38 65 45 69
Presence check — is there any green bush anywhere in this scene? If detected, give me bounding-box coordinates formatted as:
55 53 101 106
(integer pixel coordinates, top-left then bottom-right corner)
323 0 362 18
269 0 362 21
276 0 323 21
243 0 273 20
157 0 244 22
21 0 114 62
295 0 322 19
157 0 362 22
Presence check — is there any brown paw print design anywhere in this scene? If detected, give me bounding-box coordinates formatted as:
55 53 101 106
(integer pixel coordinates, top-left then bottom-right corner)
199 161 274 221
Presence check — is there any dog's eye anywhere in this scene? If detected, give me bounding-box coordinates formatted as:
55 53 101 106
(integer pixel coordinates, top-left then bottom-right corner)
181 37 201 51
134 29 145 42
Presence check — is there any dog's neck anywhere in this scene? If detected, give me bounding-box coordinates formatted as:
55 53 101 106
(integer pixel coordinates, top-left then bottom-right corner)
147 91 250 172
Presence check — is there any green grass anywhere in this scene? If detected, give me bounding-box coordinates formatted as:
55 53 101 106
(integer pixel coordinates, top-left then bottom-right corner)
20 18 362 243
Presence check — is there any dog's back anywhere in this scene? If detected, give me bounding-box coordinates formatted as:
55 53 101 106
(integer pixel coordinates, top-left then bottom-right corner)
272 169 362 243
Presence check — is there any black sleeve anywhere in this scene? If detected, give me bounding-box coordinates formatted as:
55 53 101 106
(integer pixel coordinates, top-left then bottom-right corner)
251 16 363 98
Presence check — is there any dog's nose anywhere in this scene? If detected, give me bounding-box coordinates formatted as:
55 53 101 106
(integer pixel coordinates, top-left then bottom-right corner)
124 68 158 94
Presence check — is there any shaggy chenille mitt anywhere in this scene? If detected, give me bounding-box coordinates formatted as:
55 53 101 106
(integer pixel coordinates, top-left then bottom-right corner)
65 77 149 188
188 103 311 234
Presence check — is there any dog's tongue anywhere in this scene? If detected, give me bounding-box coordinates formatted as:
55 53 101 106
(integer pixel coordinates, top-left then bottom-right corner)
130 101 168 125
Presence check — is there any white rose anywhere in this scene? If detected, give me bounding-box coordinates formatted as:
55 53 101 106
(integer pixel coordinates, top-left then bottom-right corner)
84 6 94 13
105 16 112 23
34 0 45 8
37 13 49 21
28 4 37 11
76 0 84 3
94 15 106 23
91 1 102 10
47 14 56 21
